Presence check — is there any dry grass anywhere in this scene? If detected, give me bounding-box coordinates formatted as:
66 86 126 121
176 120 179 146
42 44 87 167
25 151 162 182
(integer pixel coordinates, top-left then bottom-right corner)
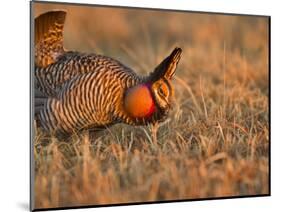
33 2 269 209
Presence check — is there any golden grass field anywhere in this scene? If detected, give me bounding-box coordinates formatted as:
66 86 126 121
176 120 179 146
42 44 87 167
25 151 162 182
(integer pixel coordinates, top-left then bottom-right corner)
33 2 269 209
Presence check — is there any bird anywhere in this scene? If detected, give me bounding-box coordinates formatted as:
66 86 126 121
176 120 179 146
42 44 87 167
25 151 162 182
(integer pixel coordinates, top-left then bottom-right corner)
34 10 182 136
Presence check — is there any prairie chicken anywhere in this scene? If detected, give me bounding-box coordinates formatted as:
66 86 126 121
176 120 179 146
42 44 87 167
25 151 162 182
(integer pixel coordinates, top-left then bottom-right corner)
34 10 182 135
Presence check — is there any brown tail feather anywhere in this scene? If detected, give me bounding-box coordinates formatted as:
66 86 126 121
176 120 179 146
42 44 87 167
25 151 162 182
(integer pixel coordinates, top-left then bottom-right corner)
35 10 67 68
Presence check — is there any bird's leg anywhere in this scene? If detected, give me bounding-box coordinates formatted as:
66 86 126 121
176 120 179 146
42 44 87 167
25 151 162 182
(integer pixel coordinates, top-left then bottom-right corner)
151 122 159 145
88 128 96 143
88 128 105 145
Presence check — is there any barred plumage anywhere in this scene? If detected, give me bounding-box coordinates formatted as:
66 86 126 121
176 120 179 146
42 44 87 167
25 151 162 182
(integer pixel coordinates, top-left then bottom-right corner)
34 10 182 135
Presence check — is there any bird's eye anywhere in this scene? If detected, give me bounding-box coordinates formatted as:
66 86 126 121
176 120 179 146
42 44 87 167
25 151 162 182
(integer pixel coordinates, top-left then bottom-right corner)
158 87 165 96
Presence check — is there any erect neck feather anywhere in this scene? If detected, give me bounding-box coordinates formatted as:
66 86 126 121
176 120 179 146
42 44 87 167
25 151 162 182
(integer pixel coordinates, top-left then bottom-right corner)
124 83 156 118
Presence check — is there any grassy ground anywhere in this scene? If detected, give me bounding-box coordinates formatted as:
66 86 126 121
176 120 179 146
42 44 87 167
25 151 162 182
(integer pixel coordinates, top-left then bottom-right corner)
33 3 269 209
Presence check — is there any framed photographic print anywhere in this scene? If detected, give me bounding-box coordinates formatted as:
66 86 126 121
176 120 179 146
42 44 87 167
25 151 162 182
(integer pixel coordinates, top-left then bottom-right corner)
30 0 270 211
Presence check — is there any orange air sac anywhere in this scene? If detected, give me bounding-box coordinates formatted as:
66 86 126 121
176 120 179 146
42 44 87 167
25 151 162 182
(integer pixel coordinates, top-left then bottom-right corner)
124 84 155 118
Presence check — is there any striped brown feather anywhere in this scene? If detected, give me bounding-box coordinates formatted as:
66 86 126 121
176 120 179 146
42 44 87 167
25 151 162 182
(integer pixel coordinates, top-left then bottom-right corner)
34 11 182 136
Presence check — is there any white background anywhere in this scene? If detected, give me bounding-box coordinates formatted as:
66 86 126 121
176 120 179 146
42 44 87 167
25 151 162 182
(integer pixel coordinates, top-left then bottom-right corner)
0 0 279 211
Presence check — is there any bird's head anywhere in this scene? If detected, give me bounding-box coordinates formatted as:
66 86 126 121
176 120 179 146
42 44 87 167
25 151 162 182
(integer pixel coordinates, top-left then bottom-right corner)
124 47 182 124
